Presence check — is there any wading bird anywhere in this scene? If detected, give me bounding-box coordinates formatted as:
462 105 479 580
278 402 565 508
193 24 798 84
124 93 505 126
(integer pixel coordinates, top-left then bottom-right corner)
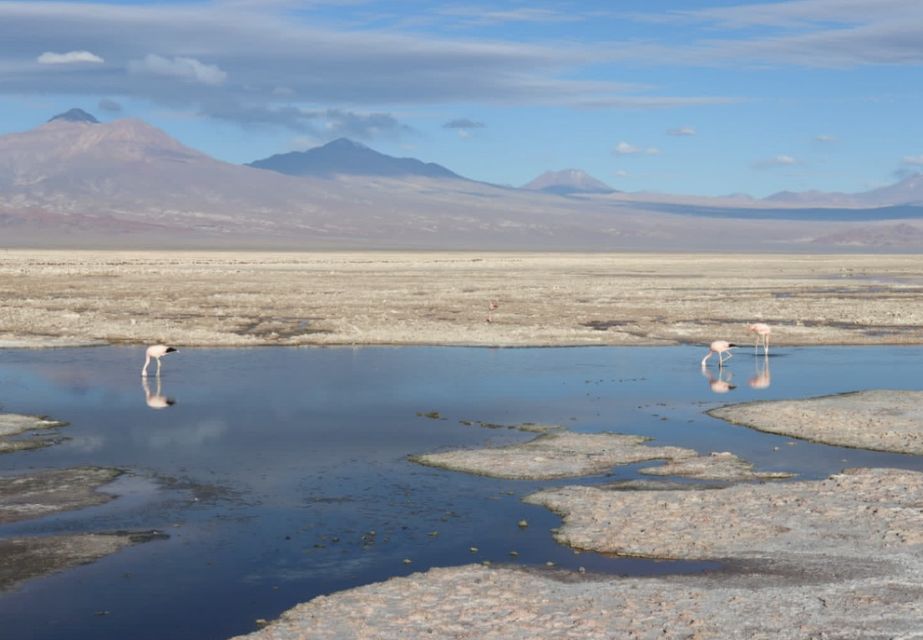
141 344 177 377
747 322 771 356
701 365 736 393
701 340 736 367
142 375 176 409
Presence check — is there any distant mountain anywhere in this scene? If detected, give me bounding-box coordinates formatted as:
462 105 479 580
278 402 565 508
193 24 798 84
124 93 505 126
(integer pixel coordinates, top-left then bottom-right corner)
3 109 923 250
248 138 465 180
522 169 617 195
48 108 99 124
764 173 923 208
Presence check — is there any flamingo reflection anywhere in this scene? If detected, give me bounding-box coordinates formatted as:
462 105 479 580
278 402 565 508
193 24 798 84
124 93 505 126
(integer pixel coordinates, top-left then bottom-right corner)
701 364 736 393
142 375 176 409
748 355 771 390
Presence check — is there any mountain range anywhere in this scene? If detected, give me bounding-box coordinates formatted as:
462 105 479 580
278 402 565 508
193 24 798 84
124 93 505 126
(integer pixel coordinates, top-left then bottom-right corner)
1 109 922 250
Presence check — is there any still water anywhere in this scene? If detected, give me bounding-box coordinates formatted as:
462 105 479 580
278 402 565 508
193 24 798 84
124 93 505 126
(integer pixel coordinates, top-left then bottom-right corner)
1 345 922 639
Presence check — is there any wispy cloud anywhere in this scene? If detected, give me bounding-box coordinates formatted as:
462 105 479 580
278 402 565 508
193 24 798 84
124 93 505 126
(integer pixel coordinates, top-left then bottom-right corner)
0 1 742 132
815 134 837 143
614 141 660 156
667 126 696 136
902 155 923 166
443 118 485 130
98 98 122 112
129 54 227 86
37 50 103 64
752 154 798 169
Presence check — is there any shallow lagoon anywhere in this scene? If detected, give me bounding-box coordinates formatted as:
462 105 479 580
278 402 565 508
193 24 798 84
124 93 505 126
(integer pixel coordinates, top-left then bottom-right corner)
1 345 922 640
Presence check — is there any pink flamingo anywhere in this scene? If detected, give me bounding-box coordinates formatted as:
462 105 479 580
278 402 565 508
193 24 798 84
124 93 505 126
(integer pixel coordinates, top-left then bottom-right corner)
747 323 771 356
701 366 736 393
701 340 736 367
748 355 771 390
142 344 177 377
486 300 499 323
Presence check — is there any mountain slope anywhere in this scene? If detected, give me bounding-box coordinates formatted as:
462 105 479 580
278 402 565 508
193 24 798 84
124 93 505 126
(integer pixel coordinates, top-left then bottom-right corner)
522 169 617 195
2 111 923 250
248 138 465 180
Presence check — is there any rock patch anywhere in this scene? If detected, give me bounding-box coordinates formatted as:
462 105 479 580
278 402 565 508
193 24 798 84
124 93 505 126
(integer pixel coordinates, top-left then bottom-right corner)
709 389 923 454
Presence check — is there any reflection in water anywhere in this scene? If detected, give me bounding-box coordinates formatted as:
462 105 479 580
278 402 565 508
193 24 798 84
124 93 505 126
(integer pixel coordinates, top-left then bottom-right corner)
142 375 176 409
749 355 771 390
701 364 736 393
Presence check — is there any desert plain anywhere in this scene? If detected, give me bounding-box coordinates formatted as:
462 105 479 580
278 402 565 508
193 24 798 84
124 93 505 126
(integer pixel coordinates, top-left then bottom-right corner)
1 250 922 348
3 249 923 639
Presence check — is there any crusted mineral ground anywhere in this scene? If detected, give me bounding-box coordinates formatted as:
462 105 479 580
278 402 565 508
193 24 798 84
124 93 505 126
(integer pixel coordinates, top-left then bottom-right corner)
0 467 123 524
233 468 923 639
525 467 923 559
709 389 923 454
639 451 795 482
0 413 67 453
0 532 166 592
411 431 697 480
2 251 923 347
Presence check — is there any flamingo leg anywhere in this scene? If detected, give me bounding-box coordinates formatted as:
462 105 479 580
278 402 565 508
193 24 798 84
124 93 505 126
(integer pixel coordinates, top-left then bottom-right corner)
141 355 151 377
156 357 162 376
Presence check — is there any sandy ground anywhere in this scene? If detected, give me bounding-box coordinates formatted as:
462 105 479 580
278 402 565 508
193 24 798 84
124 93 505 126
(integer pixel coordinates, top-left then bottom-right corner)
710 390 923 454
1 250 922 347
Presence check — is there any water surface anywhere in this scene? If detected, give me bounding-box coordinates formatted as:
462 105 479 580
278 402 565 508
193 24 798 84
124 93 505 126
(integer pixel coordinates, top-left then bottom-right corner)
1 345 921 639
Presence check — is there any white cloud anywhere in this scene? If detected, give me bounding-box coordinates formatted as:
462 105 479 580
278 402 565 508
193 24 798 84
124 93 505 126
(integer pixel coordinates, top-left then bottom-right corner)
902 155 923 166
615 141 640 155
667 126 696 136
129 54 227 86
614 141 660 156
37 50 103 64
752 154 798 169
815 134 837 142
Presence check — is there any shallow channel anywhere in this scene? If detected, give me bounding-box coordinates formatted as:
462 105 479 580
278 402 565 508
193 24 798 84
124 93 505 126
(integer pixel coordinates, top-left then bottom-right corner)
1 345 922 639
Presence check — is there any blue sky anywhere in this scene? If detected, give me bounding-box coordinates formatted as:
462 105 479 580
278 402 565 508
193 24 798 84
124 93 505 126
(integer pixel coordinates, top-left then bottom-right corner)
2 0 922 197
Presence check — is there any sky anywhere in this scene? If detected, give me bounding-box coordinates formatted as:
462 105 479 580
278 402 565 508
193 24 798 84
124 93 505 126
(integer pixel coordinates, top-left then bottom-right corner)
1 0 922 197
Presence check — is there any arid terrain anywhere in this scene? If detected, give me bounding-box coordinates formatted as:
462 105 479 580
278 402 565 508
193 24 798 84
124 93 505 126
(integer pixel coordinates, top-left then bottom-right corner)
1 250 922 348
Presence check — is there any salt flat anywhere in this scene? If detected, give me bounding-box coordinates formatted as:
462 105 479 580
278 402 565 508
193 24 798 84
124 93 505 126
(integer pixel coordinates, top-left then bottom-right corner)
1 250 921 348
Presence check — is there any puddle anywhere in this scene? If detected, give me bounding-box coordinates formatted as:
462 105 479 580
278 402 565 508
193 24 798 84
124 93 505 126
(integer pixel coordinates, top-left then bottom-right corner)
0 345 922 639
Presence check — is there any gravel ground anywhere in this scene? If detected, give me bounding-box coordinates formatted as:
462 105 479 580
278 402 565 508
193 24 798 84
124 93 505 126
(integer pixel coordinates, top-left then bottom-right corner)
0 413 67 453
236 468 923 640
638 451 796 481
411 431 696 480
2 250 922 348
709 390 923 454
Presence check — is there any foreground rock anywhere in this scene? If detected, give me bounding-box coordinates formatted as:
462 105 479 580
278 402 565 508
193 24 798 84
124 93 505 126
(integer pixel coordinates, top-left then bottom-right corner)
639 452 795 482
412 431 696 480
230 559 923 640
235 468 923 639
0 413 67 453
0 467 122 524
709 389 923 454
0 532 166 591
525 467 923 559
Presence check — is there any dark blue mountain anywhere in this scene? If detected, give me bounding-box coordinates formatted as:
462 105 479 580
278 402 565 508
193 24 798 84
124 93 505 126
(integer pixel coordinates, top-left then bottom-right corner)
48 108 99 124
247 138 465 180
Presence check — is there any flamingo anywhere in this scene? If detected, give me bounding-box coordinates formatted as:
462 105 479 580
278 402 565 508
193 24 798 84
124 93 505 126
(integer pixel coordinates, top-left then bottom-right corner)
486 300 499 323
701 340 736 367
141 344 177 377
701 365 736 393
748 355 771 390
142 376 175 409
747 322 771 356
